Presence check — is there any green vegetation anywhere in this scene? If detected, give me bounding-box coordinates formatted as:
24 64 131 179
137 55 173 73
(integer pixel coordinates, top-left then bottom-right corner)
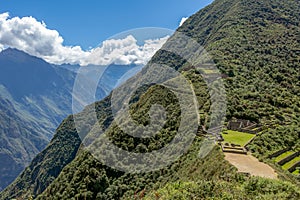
1 0 300 199
0 94 116 199
222 130 256 146
37 141 240 200
0 115 82 199
274 151 295 162
0 96 48 191
282 157 300 170
143 178 300 200
0 49 80 191
271 149 300 175
248 126 300 159
292 169 299 175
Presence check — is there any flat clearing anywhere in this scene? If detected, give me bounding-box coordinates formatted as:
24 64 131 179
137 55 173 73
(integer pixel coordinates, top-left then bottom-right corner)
222 130 256 146
224 153 278 179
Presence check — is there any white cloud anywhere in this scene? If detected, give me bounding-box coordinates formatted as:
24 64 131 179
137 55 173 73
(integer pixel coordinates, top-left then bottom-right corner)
179 17 188 27
0 12 88 65
0 12 169 66
83 35 169 66
0 44 4 51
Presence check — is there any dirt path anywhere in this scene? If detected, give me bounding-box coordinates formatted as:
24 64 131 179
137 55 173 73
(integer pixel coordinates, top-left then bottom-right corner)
224 153 278 179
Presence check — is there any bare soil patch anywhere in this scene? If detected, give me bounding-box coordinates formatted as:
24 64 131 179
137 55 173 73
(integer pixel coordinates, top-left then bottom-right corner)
224 153 278 179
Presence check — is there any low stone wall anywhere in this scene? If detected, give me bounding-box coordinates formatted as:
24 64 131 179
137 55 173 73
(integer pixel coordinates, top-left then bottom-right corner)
243 123 258 130
222 146 244 151
222 149 247 155
227 120 262 134
288 161 300 173
268 148 290 159
240 129 257 134
221 145 247 155
278 152 300 166
244 136 258 148
240 126 262 134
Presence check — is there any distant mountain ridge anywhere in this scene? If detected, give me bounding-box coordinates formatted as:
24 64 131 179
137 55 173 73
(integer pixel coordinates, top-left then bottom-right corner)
0 48 76 190
0 48 141 191
0 96 49 191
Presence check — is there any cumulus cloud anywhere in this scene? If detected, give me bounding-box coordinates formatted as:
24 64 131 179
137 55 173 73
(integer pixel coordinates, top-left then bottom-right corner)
0 12 88 65
84 35 169 66
179 17 188 27
0 12 169 66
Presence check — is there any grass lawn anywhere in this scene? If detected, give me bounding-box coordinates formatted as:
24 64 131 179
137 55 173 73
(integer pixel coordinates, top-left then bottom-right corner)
222 130 256 147
282 156 300 170
292 169 299 175
274 151 295 162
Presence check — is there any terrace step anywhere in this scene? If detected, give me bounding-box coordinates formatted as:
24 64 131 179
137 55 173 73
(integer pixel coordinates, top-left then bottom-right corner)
269 148 290 159
222 149 247 155
221 145 247 155
288 161 300 173
278 152 300 166
223 146 244 151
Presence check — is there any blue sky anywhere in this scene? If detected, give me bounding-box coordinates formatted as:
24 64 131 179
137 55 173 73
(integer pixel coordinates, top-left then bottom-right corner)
0 0 213 49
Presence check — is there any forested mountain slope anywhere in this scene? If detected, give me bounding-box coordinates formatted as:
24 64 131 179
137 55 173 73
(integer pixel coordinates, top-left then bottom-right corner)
0 49 140 191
